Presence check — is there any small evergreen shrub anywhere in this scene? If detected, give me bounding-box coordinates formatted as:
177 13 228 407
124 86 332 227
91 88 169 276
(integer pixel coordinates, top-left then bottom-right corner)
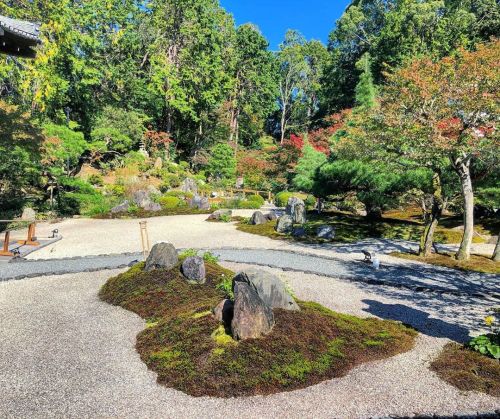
159 196 181 209
88 174 104 186
275 191 293 207
247 194 265 206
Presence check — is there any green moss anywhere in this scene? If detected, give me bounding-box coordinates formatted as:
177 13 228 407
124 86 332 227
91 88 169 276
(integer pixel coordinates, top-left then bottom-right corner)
391 251 500 274
211 325 236 346
431 343 500 397
235 210 489 245
364 339 385 347
192 310 212 319
100 261 417 398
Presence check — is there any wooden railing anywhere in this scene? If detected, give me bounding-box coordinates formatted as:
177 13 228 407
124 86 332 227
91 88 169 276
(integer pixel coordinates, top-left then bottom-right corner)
200 189 273 201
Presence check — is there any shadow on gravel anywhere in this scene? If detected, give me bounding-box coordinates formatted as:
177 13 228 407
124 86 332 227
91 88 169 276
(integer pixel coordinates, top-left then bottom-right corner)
362 299 471 342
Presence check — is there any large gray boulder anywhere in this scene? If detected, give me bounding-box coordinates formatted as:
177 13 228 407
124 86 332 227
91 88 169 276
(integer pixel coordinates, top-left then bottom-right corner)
189 195 210 210
145 242 179 271
231 281 274 340
21 207 36 221
233 269 299 311
181 178 198 195
181 256 206 284
286 197 306 224
275 214 293 234
249 211 267 225
208 209 232 221
143 202 162 212
316 225 335 240
133 190 150 208
111 201 130 214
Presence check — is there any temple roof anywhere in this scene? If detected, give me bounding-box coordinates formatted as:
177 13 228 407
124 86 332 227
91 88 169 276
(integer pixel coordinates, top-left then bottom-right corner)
0 15 41 58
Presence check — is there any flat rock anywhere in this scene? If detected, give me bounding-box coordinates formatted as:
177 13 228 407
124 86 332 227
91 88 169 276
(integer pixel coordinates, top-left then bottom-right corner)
208 209 232 221
111 201 130 214
275 214 293 234
143 202 161 212
250 211 267 225
231 281 274 340
233 269 299 311
145 242 179 271
316 225 335 240
181 256 206 284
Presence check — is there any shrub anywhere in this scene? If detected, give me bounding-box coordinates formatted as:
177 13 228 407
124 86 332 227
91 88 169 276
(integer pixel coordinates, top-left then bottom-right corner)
305 195 316 209
159 196 181 209
275 191 293 207
88 174 104 186
203 251 219 263
219 213 232 223
238 200 261 209
247 194 265 206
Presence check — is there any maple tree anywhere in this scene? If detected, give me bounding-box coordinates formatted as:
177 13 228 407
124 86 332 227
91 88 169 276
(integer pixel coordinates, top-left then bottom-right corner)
374 39 499 259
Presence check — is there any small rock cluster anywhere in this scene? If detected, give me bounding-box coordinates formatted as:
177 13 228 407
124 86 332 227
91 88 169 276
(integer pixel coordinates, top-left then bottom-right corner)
213 268 299 341
208 209 232 221
273 197 335 240
111 186 162 214
249 210 277 225
145 243 206 284
144 243 299 341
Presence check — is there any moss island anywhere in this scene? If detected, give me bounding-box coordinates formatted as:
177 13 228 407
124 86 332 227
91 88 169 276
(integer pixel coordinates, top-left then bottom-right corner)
99 258 417 397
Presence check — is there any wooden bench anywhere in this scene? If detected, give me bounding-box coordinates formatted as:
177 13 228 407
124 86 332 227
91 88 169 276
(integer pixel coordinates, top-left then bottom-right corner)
0 220 39 256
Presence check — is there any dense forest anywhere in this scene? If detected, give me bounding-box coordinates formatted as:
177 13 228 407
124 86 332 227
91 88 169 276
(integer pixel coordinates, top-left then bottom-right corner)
0 0 499 261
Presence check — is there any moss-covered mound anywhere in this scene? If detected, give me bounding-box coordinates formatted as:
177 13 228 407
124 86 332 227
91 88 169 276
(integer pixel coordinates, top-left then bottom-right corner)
100 262 417 398
431 343 500 397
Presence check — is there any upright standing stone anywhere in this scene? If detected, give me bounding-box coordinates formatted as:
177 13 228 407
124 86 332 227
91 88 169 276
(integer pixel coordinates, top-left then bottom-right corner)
181 178 198 195
286 197 306 224
189 195 210 210
275 214 293 234
21 207 36 221
231 281 274 340
145 242 179 271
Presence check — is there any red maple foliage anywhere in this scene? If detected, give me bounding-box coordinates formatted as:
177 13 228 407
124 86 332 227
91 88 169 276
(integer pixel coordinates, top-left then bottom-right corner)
308 110 351 156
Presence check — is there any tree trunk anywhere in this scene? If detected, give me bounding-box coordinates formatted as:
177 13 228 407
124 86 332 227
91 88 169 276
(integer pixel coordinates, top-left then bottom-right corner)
419 172 445 257
280 103 287 144
492 234 500 262
455 158 474 261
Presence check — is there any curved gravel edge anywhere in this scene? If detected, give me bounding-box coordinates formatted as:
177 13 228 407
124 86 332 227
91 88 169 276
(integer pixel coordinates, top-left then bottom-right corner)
2 248 498 302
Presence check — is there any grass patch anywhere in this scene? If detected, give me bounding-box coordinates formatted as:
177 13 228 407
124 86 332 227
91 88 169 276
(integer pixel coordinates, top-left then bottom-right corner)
236 210 492 245
391 252 500 274
431 343 500 397
100 262 417 397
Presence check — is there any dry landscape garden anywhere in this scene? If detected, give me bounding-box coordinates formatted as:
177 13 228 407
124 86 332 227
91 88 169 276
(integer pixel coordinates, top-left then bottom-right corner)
0 0 499 418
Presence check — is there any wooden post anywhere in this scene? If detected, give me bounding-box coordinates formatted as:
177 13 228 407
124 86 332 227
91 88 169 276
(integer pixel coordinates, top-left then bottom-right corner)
139 221 150 259
0 231 14 257
268 191 272 202
17 223 39 246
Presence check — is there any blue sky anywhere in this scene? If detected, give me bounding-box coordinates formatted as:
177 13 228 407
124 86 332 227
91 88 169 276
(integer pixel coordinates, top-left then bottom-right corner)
220 0 352 50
